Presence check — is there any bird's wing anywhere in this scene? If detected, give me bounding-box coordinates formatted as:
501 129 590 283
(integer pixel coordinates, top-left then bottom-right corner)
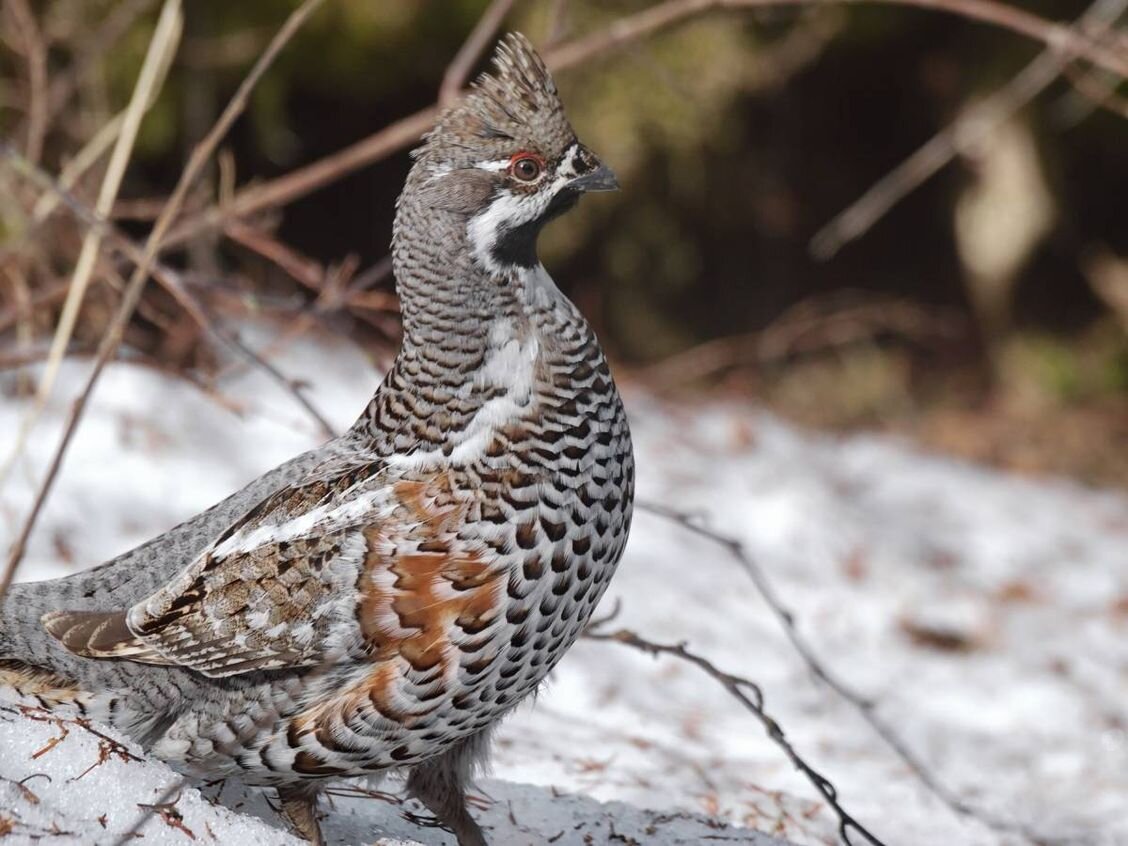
42 441 333 614
43 456 396 678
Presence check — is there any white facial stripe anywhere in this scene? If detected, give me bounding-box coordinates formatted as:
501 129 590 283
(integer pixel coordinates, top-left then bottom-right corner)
467 188 556 274
474 159 510 172
464 145 587 273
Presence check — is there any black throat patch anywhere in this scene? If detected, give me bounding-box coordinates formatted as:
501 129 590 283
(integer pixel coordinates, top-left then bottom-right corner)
491 188 581 269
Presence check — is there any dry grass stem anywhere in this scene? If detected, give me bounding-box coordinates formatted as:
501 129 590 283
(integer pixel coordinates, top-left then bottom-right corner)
5 0 48 165
2 148 343 443
0 0 184 493
1062 63 1128 120
31 35 180 225
44 0 158 122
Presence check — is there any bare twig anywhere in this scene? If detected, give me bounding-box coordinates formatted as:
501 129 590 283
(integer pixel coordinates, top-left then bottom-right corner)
163 0 1128 251
809 0 1128 259
1083 247 1128 330
585 626 888 845
222 220 326 292
638 501 1048 843
0 0 326 600
32 35 181 225
118 780 192 845
221 331 336 440
163 106 438 249
0 279 73 335
348 255 394 294
2 264 35 396
9 705 145 771
136 794 195 840
440 0 519 106
754 292 967 361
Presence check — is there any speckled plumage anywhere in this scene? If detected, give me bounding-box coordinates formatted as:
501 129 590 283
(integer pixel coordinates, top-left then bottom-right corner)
0 33 632 846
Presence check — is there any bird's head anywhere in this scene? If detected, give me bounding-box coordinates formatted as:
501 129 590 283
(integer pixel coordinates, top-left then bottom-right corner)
404 32 616 274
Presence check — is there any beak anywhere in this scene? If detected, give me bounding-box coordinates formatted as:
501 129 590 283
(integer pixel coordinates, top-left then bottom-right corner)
569 162 619 193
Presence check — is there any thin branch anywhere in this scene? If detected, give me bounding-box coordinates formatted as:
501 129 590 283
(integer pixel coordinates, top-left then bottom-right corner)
440 0 519 106
809 0 1128 260
5 704 145 768
0 278 73 335
347 255 394 294
0 0 326 601
162 106 438 249
32 28 181 225
638 293 966 388
638 501 1049 843
163 0 1128 250
2 264 35 397
223 220 326 292
221 331 336 440
585 626 888 846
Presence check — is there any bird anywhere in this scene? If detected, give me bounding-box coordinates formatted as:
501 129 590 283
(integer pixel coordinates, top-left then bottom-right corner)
0 32 634 846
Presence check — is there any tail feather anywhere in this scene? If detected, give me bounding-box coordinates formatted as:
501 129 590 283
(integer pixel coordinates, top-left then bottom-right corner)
0 583 127 705
0 658 91 711
1 587 91 709
0 439 333 734
1 585 186 743
40 609 166 662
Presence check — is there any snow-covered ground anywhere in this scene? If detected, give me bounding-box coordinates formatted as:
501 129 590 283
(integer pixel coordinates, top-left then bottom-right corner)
1 325 1126 845
0 704 784 845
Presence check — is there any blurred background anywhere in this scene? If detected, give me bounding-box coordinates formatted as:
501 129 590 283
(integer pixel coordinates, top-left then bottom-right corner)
1 0 1126 484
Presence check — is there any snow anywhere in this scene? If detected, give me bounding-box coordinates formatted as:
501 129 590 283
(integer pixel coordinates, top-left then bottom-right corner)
2 324 1126 845
0 703 783 844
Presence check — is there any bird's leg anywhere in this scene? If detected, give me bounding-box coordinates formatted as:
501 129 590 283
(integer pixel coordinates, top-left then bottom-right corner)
407 729 492 846
277 782 325 846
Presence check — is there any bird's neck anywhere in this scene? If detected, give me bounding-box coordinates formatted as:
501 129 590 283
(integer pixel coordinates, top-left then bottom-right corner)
352 193 588 448
391 195 531 359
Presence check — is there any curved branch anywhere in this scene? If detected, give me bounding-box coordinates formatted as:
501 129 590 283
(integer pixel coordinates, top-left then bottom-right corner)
586 627 889 846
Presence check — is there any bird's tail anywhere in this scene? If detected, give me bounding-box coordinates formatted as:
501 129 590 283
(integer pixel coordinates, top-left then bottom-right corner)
0 579 200 750
0 582 101 712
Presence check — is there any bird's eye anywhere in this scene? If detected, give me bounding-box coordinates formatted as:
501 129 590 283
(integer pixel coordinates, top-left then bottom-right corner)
510 154 543 182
